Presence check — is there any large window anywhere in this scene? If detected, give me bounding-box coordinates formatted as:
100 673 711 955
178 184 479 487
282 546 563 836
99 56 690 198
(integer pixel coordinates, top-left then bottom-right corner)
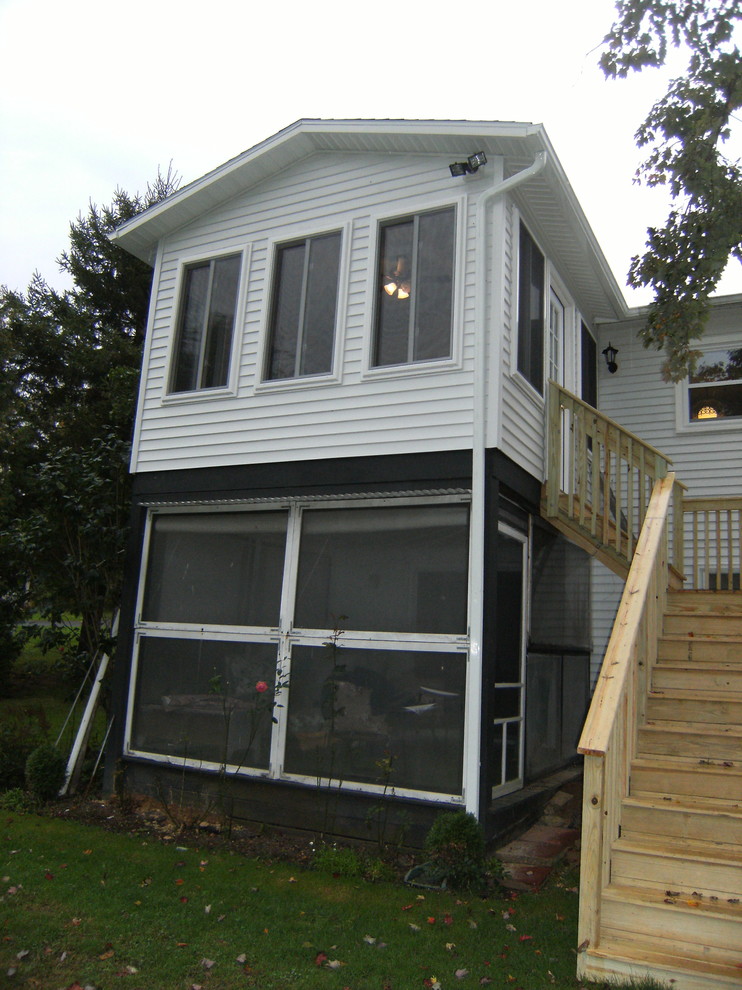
128 499 470 798
516 223 545 392
687 347 742 422
264 232 342 380
373 207 455 367
170 254 241 393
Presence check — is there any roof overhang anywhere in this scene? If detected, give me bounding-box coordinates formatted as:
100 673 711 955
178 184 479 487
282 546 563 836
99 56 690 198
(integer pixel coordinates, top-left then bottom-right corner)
112 118 628 322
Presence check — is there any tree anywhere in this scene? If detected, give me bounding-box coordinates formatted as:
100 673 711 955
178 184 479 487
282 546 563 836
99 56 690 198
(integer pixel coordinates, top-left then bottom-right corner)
0 168 179 684
601 0 742 380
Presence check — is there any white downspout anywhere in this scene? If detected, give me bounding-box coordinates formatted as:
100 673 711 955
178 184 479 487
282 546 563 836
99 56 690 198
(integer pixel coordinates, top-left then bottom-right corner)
464 151 548 817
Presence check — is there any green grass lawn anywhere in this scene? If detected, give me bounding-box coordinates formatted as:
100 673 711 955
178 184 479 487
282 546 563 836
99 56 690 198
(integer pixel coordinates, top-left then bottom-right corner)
0 811 595 990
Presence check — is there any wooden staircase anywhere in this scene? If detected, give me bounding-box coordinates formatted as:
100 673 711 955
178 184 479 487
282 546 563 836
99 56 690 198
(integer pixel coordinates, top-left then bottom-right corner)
582 590 742 989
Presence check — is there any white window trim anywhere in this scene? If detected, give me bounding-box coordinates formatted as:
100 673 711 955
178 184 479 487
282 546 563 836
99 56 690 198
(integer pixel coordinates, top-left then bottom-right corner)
124 494 473 804
253 220 352 392
361 196 467 381
675 341 742 432
161 245 250 403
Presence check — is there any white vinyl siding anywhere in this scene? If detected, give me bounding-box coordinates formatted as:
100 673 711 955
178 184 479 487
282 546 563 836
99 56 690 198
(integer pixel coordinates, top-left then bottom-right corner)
133 153 479 473
590 301 742 682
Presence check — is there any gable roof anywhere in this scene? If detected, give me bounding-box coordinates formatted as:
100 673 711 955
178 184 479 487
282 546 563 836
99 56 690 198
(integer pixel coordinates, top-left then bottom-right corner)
112 118 628 322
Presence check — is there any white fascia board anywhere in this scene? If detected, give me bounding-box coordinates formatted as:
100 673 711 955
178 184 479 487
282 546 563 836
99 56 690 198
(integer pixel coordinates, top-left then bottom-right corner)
110 118 546 262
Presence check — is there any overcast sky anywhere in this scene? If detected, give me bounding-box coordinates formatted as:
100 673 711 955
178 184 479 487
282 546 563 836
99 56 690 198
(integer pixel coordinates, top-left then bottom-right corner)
1 0 740 305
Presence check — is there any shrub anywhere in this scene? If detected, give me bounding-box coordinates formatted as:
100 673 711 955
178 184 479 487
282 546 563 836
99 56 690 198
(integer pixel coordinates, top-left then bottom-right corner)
0 711 47 791
0 787 33 812
423 810 486 890
25 743 67 801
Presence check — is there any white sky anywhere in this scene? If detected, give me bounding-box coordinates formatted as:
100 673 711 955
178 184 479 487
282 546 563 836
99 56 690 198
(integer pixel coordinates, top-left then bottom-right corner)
1 0 740 305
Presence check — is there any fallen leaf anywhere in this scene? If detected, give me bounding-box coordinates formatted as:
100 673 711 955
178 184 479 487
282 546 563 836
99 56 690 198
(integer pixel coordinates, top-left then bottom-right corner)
314 951 328 967
427 916 436 925
505 923 517 932
444 913 453 925
44 871 54 881
325 959 344 969
16 949 30 960
99 949 114 960
446 941 456 951
479 979 493 986
236 954 247 964
455 968 469 979
519 934 533 942
200 958 215 970
204 904 211 914
409 923 421 931
468 919 478 929
401 904 413 911
363 935 376 944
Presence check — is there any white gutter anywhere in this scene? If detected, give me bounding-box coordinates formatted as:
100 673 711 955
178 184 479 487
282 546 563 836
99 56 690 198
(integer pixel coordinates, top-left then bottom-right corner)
464 151 548 818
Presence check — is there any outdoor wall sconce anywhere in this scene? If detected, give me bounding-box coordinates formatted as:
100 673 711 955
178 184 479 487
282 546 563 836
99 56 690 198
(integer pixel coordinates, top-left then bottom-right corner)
602 341 619 374
449 151 487 177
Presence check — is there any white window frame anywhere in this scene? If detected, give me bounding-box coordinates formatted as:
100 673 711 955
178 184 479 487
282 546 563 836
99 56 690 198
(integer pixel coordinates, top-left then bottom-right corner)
676 341 742 432
362 196 466 381
124 494 472 804
164 246 249 401
255 221 351 393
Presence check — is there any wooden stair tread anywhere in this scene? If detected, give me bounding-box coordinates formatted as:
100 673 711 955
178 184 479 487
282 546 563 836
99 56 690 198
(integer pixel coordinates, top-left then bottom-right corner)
614 832 742 865
641 719 742 736
603 882 742 919
631 754 742 771
649 686 742 701
624 792 742 816
585 937 742 984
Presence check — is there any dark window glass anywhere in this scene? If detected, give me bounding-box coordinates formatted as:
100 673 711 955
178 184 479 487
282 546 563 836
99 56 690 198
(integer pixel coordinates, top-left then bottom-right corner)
142 511 288 627
294 504 469 634
131 637 277 769
171 255 240 392
688 347 742 421
374 207 455 367
517 223 545 392
283 645 465 793
265 232 342 380
581 323 597 407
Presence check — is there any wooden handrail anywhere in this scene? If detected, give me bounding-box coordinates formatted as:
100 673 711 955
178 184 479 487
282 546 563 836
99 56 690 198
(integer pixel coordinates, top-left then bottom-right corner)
578 473 674 758
576 474 675 971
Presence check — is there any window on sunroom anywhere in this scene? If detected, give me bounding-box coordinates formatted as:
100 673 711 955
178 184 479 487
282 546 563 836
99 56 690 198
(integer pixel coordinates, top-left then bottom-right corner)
264 231 342 380
170 254 241 393
373 207 455 368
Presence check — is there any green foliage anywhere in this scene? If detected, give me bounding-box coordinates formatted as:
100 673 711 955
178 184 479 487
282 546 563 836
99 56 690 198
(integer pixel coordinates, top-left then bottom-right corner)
25 742 67 801
0 787 33 811
423 810 486 890
311 842 365 878
0 169 179 683
0 709 47 790
600 0 742 380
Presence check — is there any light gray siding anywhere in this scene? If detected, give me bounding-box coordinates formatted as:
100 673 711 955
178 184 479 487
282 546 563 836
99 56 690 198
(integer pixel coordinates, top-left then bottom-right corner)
132 151 487 474
591 297 742 681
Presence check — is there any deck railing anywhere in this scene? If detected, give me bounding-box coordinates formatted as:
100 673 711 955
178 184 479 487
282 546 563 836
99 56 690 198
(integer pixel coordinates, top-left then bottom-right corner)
681 495 742 590
545 383 677 575
575 473 676 974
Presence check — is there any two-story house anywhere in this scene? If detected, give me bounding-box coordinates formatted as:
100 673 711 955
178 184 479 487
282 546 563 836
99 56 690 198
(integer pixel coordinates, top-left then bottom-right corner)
106 118 739 861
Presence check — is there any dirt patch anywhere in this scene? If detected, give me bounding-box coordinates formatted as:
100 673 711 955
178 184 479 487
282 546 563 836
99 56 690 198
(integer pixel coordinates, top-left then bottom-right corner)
42 794 410 872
